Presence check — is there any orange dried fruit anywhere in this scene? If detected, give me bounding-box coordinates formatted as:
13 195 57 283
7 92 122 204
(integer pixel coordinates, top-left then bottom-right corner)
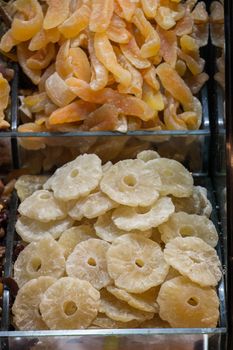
82 103 119 131
120 36 151 69
175 10 194 36
43 0 70 30
26 43 55 70
107 14 131 44
116 0 137 21
0 73 10 115
141 0 159 18
89 0 114 33
17 43 41 85
157 26 177 68
55 40 73 79
45 72 76 107
191 2 208 24
142 66 160 92
69 47 91 82
0 30 20 53
155 6 177 30
29 28 60 51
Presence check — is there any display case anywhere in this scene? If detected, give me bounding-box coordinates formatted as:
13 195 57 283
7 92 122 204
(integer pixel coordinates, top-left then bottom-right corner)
0 0 230 349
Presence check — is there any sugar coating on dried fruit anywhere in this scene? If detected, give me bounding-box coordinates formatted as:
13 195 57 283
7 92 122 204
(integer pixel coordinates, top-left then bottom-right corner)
99 289 154 323
147 158 193 197
43 154 102 201
12 276 56 330
40 277 100 329
16 216 74 243
15 175 49 202
94 211 152 242
92 313 140 329
58 225 96 259
66 238 111 290
14 237 65 288
137 150 161 163
107 234 169 293
100 159 161 207
107 285 159 313
158 212 218 247
164 237 222 287
157 276 219 328
68 191 118 220
112 197 175 232
171 186 212 217
18 190 67 222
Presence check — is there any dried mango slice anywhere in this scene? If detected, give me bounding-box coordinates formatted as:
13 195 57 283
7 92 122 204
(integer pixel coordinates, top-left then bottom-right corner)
26 43 55 70
45 72 77 107
17 43 41 85
107 14 131 44
66 78 154 121
157 276 219 328
120 37 151 69
156 63 193 110
88 32 109 91
178 49 205 76
58 4 90 39
175 10 194 36
38 64 55 92
0 30 20 53
142 66 160 92
142 83 165 112
43 0 70 30
94 33 131 87
106 234 169 293
133 9 160 58
23 92 49 113
82 103 119 131
69 47 91 82
116 0 137 21
55 40 73 79
11 0 43 41
157 26 177 68
49 100 96 125
0 73 10 113
141 0 159 18
155 6 177 30
89 0 114 33
29 28 60 51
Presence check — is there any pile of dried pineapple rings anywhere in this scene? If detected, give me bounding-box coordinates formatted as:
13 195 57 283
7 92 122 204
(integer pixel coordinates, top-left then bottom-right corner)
0 0 209 135
13 151 221 330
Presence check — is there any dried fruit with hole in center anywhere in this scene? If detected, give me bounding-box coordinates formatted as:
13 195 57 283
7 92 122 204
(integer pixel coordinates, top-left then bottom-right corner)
112 197 175 232
164 237 222 287
158 211 218 247
12 276 56 330
137 150 161 163
66 238 111 290
92 313 140 329
100 159 161 207
157 276 219 328
15 175 49 202
107 234 169 293
14 237 65 288
40 277 100 329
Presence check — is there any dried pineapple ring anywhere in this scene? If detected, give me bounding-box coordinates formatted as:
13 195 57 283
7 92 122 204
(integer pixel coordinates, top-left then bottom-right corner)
11 0 43 42
107 233 169 293
99 289 154 323
147 158 193 197
106 286 159 313
100 159 161 207
137 150 161 162
14 176 46 202
44 154 102 201
164 237 222 287
171 185 212 217
58 225 96 259
16 216 74 243
139 314 170 328
14 237 65 288
66 238 111 290
92 313 140 329
112 197 175 232
40 277 100 329
18 190 67 223
158 211 218 247
157 276 219 328
12 276 56 330
68 192 118 221
94 211 152 243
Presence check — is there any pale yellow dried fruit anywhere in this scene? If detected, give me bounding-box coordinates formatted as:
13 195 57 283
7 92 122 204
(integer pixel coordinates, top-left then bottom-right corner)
94 211 152 242
16 216 74 243
15 175 49 202
99 289 154 323
112 197 175 231
58 225 96 259
107 286 159 313
43 154 102 201
137 150 161 162
100 159 161 207
164 267 181 282
107 234 169 293
14 237 65 288
172 186 212 217
92 313 140 329
158 212 218 247
12 277 56 330
147 158 193 197
164 237 222 287
18 190 67 222
40 277 100 329
66 238 111 289
139 314 170 328
68 191 118 220
102 161 113 173
157 276 219 328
